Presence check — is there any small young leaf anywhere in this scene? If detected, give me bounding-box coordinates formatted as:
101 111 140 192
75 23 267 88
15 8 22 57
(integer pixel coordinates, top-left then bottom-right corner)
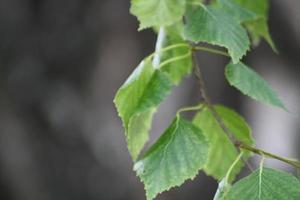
134 116 209 200
223 168 300 200
225 62 286 110
234 0 276 51
130 0 186 30
183 4 250 64
193 105 254 181
114 60 172 160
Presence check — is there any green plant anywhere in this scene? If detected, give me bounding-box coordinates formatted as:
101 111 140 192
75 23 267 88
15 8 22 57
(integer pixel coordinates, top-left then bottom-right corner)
114 0 300 199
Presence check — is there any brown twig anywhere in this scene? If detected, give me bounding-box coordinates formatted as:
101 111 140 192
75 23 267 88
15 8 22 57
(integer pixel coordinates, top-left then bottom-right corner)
192 51 236 142
192 50 253 171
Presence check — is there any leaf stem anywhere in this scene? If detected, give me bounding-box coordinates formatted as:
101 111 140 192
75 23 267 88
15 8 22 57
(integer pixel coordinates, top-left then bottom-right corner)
158 50 192 69
258 156 265 199
176 104 204 117
237 143 300 169
225 152 243 183
148 43 191 60
192 46 230 57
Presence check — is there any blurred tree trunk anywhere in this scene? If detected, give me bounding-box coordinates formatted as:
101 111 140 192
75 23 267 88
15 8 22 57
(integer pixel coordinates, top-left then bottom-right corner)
0 1 110 199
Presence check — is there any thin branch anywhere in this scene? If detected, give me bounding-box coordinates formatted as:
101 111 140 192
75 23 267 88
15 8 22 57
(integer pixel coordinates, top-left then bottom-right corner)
192 52 209 103
192 52 236 142
192 51 256 172
193 51 256 172
237 143 300 169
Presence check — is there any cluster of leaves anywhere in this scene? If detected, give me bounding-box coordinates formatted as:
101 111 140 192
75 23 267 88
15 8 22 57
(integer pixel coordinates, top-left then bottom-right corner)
114 0 300 199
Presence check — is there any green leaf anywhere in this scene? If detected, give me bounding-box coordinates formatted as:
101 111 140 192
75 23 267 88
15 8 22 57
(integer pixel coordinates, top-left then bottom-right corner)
234 0 276 51
247 18 276 51
134 116 209 200
160 25 193 84
114 59 173 160
183 4 250 64
223 167 300 200
216 0 257 23
114 38 193 161
217 106 254 145
225 62 286 110
130 0 186 30
193 105 253 181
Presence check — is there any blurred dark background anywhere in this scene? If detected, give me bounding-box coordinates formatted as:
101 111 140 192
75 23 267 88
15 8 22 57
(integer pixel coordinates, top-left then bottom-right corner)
0 0 299 200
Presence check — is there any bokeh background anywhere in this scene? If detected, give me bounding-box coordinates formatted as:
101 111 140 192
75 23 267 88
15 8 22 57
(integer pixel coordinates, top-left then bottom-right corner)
0 0 299 199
